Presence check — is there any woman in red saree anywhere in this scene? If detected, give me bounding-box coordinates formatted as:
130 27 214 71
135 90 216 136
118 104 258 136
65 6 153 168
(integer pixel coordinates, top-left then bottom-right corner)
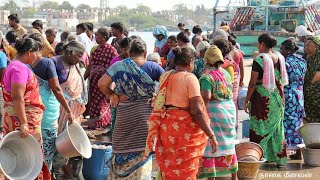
2 38 50 179
84 27 118 129
145 47 218 180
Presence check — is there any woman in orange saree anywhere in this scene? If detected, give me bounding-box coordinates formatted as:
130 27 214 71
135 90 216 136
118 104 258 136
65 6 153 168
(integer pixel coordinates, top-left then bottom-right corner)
145 47 217 180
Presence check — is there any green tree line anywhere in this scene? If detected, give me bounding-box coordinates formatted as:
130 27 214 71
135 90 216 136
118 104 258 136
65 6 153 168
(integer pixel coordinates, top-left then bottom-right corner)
1 0 213 30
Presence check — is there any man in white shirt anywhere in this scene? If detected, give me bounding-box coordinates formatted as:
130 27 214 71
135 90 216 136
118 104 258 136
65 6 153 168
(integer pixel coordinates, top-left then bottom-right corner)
76 23 94 55
85 22 96 45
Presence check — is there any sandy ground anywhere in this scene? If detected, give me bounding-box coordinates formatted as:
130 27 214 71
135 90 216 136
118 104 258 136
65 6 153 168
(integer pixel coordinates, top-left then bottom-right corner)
243 58 254 86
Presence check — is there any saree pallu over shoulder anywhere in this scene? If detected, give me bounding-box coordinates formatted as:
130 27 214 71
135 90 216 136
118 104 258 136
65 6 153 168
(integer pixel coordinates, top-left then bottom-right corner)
59 65 87 124
200 68 233 101
146 70 208 180
109 58 155 179
2 73 45 142
2 72 51 180
249 56 287 165
107 58 155 101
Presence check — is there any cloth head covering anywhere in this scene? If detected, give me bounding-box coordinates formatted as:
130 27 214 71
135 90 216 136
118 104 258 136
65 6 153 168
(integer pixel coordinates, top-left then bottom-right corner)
295 25 313 37
196 41 210 55
212 29 228 42
153 25 169 49
153 25 169 37
307 36 320 48
205 45 224 65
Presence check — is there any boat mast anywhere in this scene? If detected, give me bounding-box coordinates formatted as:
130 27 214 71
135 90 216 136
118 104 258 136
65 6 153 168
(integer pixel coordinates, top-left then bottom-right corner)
265 0 269 31
213 0 220 31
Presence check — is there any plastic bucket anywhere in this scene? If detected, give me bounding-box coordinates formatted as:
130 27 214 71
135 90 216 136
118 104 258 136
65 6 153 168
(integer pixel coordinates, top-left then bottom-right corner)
238 86 248 110
82 143 112 180
55 122 92 159
242 119 250 138
0 131 43 180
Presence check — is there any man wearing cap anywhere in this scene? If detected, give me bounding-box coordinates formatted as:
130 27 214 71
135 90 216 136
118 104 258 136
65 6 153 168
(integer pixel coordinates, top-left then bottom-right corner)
193 41 211 79
8 14 27 39
295 25 314 57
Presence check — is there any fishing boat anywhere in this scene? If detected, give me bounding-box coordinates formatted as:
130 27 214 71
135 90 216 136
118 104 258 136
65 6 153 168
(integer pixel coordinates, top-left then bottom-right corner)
213 0 320 56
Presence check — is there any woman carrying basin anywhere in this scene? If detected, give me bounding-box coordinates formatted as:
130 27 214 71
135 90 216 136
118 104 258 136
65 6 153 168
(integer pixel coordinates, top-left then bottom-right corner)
2 38 51 179
51 41 88 179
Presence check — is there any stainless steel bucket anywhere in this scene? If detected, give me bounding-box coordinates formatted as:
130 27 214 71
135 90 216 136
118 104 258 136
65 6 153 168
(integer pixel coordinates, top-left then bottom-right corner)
55 122 92 159
0 131 43 180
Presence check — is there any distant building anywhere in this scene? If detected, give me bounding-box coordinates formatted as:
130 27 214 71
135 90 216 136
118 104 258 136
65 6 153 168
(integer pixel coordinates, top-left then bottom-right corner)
20 18 48 28
77 9 99 23
48 9 79 30
50 19 79 30
98 9 111 22
0 10 10 25
35 11 51 20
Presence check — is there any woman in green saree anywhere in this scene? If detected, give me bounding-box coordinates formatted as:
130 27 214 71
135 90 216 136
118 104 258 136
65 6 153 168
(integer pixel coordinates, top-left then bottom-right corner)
244 34 288 167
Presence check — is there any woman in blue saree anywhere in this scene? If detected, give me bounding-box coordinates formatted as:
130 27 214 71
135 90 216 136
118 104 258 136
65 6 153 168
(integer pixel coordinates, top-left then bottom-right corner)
28 33 73 172
98 38 164 179
280 39 306 159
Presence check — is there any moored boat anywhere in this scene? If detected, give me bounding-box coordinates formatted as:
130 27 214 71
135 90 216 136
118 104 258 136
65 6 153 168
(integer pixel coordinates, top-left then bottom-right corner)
213 0 320 56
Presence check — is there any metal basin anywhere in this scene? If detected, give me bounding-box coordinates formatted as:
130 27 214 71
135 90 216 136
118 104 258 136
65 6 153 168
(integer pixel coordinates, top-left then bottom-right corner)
56 122 92 159
298 123 320 149
0 131 43 180
302 148 320 167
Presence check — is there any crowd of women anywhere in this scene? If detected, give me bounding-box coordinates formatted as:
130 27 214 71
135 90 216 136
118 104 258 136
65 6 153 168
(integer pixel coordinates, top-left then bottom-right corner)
0 13 319 180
